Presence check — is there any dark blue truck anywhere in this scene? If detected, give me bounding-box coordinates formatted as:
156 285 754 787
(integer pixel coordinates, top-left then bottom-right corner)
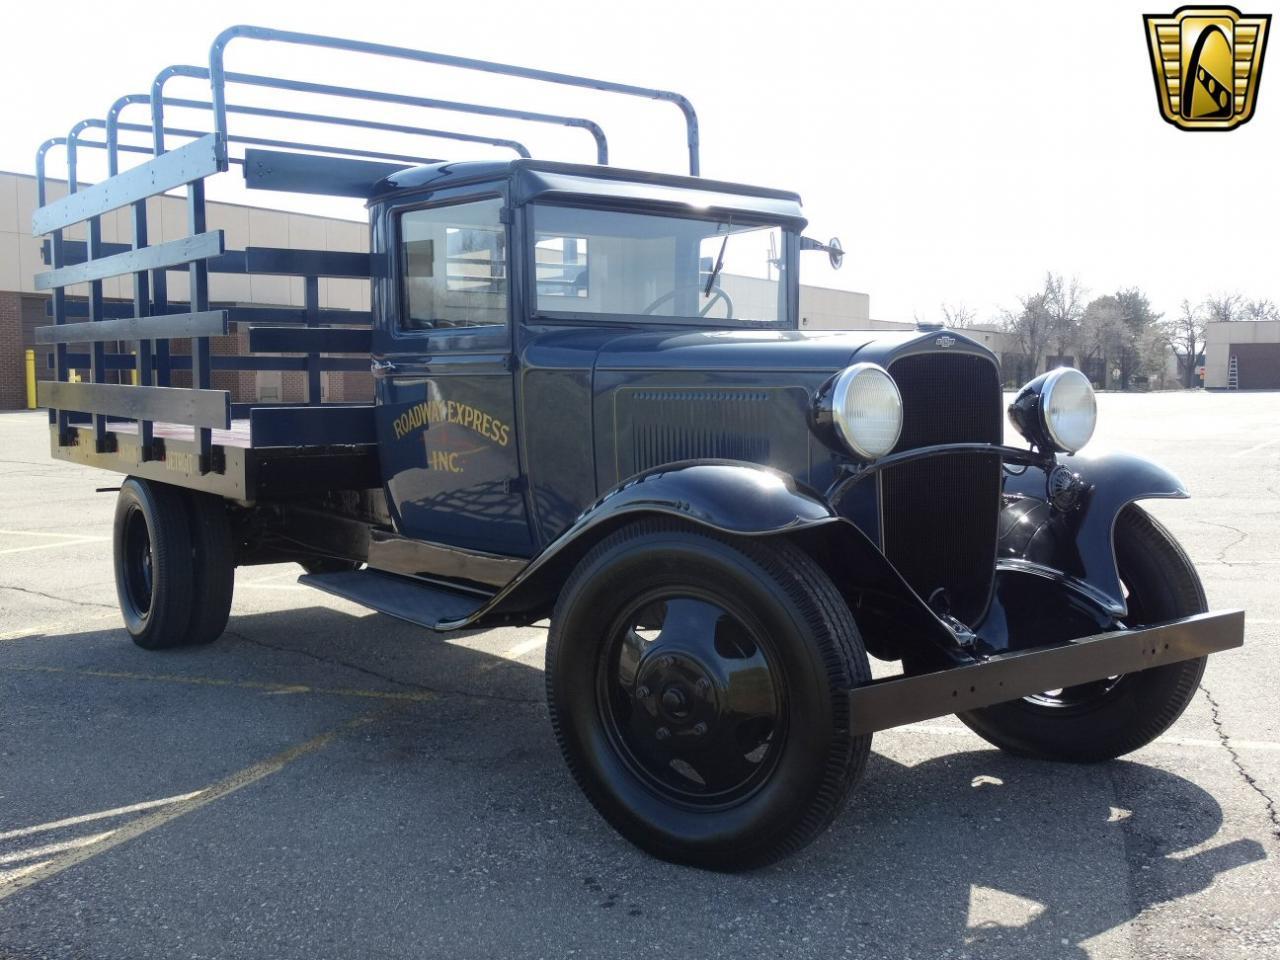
32 26 1243 869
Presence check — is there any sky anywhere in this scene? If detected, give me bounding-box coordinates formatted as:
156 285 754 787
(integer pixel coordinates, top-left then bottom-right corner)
1 0 1276 324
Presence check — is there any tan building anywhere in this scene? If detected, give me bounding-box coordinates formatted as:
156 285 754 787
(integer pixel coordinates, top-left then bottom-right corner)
1204 320 1280 389
0 170 371 409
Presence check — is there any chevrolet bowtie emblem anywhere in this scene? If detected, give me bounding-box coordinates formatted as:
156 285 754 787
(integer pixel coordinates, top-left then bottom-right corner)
1145 6 1271 130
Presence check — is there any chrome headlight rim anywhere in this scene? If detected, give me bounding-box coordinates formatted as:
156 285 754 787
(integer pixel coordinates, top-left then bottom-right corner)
830 362 904 461
1039 366 1097 454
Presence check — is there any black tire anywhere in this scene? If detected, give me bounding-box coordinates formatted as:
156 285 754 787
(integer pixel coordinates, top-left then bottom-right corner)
299 558 362 575
546 519 871 871
185 491 235 646
113 478 194 651
959 505 1207 762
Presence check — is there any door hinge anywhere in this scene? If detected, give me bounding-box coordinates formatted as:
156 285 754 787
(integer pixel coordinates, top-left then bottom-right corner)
498 206 513 225
503 477 527 495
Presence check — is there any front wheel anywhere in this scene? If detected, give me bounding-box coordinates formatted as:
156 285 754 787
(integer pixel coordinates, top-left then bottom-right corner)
546 520 870 870
959 505 1207 762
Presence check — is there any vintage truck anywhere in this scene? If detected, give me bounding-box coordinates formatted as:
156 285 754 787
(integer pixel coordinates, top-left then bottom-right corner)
31 26 1243 870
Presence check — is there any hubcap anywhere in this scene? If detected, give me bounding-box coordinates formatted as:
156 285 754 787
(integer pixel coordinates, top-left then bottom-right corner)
598 593 785 806
122 506 154 616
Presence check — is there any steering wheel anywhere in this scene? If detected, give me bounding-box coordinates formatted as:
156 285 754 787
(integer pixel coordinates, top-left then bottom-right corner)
641 284 735 319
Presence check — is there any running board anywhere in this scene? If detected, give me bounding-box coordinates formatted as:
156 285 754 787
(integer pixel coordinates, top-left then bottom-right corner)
298 569 486 629
848 609 1245 736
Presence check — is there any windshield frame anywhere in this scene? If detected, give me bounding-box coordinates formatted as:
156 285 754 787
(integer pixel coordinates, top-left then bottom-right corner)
522 199 799 331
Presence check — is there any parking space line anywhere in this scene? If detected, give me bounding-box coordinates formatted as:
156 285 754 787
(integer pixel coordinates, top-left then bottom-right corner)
0 537 110 556
1230 438 1280 457
889 721 1280 753
0 830 115 866
0 664 438 704
0 529 108 540
0 714 374 902
0 791 203 842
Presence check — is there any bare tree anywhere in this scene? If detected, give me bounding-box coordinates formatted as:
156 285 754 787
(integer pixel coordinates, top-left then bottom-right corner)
1162 299 1207 387
1000 292 1051 380
1043 273 1086 361
1202 293 1243 323
940 303 976 328
1243 298 1280 322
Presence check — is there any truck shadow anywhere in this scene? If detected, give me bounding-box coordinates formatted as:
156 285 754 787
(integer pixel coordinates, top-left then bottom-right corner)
6 603 1267 959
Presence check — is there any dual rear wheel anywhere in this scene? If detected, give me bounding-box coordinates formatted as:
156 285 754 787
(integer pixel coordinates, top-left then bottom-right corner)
113 477 235 650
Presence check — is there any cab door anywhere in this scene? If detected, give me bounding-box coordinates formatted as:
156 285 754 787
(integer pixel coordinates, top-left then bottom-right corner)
371 189 534 557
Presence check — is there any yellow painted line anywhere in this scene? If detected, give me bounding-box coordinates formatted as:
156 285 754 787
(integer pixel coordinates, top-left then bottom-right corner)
0 861 51 886
0 791 202 842
0 612 119 642
0 664 437 704
501 636 546 660
0 538 109 556
0 715 372 902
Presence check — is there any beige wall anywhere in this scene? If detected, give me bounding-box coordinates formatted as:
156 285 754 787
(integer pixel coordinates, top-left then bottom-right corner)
1205 320 1280 388
0 171 370 310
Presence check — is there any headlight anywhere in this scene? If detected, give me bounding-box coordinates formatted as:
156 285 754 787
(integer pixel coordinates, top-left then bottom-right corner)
824 363 903 460
1008 367 1097 454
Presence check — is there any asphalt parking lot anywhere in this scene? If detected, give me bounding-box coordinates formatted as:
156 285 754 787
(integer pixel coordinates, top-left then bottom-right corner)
1 391 1277 960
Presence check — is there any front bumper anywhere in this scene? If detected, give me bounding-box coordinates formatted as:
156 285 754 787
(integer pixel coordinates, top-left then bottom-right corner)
848 609 1244 735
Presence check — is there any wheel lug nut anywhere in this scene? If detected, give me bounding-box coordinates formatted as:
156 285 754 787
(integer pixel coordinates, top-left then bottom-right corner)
636 685 650 699
655 727 670 741
692 722 708 736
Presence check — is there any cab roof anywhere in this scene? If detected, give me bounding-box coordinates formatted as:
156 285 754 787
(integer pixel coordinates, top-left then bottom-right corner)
367 158 807 228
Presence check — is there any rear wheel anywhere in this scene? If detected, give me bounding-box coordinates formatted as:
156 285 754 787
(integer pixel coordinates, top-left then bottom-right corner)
185 491 235 646
959 505 1207 762
113 479 194 650
546 520 870 870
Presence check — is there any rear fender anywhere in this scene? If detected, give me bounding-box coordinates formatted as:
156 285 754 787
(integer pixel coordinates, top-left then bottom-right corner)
1000 450 1189 618
449 460 960 658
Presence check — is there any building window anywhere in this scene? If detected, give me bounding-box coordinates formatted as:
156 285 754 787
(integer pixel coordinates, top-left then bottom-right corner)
535 235 590 298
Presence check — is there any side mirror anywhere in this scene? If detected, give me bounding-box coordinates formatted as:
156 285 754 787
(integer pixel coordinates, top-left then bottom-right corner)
826 237 844 270
800 235 845 271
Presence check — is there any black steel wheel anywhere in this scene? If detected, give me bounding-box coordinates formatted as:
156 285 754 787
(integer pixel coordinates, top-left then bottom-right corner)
185 491 235 646
113 478 195 650
959 505 1208 762
546 519 871 870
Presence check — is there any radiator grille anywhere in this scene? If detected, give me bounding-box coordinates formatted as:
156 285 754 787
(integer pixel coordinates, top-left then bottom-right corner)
881 352 1003 624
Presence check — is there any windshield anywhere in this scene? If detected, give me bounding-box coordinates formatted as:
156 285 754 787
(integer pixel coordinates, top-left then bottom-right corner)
531 204 786 325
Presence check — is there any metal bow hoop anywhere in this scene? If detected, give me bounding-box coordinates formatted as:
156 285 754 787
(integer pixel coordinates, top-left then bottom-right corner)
206 23 701 174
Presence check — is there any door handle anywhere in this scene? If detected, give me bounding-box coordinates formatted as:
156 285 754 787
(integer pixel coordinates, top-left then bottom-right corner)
370 358 397 374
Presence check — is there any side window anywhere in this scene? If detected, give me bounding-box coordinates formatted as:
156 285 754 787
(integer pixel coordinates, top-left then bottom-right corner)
400 197 507 331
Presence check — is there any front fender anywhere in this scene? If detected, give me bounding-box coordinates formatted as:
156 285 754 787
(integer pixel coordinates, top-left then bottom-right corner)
1000 450 1189 616
446 460 959 658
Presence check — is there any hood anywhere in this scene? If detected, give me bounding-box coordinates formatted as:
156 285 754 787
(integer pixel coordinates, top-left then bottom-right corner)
591 327 992 373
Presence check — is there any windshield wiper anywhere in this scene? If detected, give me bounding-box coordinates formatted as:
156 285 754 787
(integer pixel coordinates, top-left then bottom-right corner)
703 219 732 297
